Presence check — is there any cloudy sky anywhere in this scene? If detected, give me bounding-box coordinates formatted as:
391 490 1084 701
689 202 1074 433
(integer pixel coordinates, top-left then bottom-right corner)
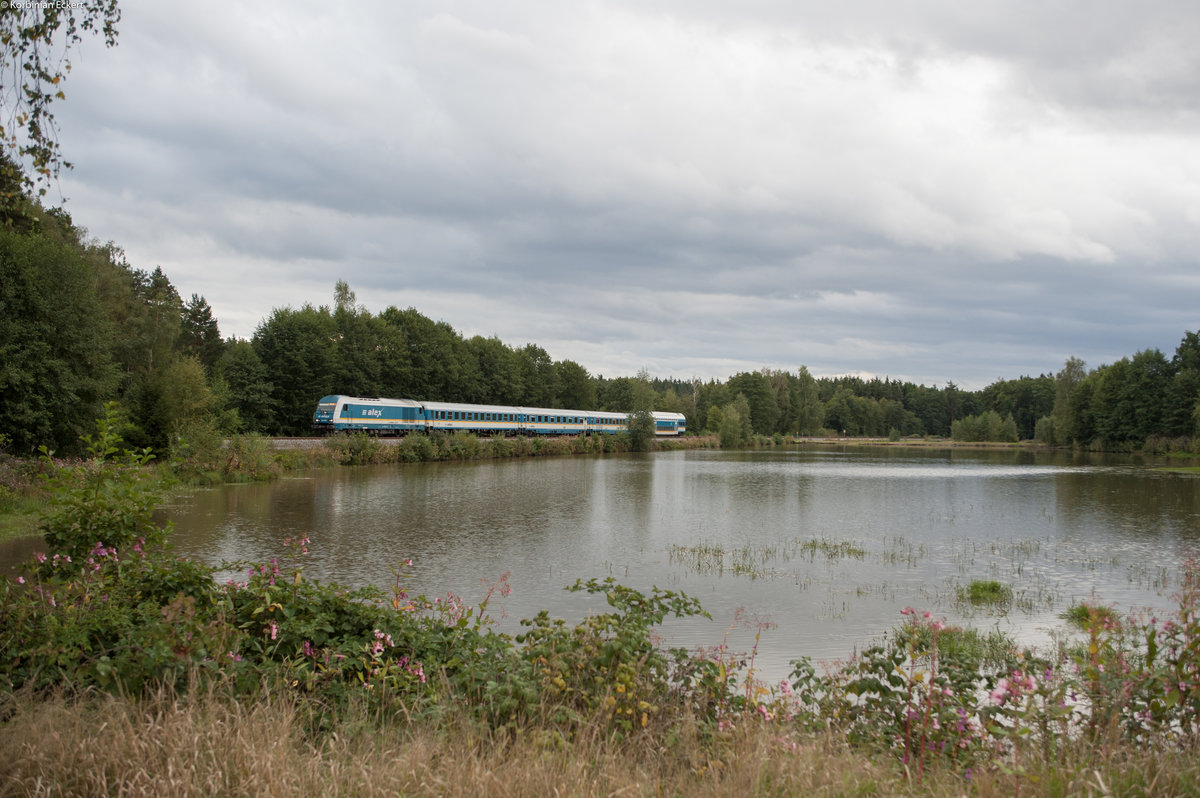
50 1 1200 388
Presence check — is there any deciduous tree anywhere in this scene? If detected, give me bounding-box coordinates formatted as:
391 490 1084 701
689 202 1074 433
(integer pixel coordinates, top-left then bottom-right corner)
0 1 121 198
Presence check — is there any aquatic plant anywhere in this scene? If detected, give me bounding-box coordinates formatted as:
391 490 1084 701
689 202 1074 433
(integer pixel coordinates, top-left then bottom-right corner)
958 579 1014 607
1060 601 1119 629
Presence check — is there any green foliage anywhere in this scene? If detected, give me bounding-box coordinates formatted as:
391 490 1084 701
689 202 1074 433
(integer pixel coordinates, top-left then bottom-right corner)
728 372 778 435
217 340 274 433
958 579 1014 606
1060 602 1118 629
218 434 279 480
713 394 752 448
977 374 1055 440
1034 414 1056 445
37 403 166 563
324 432 383 465
627 409 656 452
179 294 225 370
0 224 118 452
784 611 1022 771
950 410 1019 442
0 0 121 197
252 304 337 435
512 577 711 730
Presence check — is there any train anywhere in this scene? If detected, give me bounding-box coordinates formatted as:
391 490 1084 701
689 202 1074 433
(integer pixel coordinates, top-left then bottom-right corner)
313 395 687 437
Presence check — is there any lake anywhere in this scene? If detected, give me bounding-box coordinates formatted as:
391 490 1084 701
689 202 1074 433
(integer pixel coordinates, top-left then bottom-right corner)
158 445 1200 683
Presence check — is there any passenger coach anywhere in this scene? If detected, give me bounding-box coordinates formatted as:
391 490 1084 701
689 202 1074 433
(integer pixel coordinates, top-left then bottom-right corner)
313 395 686 437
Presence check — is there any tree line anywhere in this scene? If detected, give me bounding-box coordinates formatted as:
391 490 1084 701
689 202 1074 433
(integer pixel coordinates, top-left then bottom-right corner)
3 170 1198 455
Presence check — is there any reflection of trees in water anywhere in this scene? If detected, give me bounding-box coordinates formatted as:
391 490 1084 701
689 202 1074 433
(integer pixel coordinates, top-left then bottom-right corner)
1055 471 1200 545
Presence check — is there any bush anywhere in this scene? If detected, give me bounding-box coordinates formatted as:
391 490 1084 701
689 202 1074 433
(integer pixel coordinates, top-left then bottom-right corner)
324 432 384 465
37 403 167 564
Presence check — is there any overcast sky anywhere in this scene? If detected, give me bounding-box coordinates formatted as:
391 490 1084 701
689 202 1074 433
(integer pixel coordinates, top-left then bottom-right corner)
50 0 1200 389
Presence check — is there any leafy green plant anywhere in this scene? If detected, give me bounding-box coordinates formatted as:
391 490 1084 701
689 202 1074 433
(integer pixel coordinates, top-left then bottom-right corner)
37 402 168 564
513 577 711 732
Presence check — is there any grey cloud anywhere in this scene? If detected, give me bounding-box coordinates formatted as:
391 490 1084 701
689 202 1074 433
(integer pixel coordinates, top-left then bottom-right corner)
44 0 1200 390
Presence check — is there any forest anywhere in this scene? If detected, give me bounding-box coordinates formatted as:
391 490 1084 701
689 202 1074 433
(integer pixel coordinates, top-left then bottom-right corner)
2 167 1199 457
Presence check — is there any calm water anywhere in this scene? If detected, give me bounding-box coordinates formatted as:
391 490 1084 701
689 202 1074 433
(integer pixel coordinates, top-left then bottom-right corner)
157 446 1200 681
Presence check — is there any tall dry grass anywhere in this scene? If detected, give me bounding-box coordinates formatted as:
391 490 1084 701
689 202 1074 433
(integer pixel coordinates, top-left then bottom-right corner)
4 687 1198 797
0 686 890 797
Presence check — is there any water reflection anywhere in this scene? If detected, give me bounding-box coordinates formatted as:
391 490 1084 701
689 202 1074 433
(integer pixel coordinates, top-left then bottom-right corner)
150 447 1200 681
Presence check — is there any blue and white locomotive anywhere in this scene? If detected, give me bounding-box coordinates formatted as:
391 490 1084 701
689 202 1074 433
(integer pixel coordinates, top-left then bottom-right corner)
313 395 686 437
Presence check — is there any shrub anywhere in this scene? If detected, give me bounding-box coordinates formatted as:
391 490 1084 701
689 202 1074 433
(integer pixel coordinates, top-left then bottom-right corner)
37 403 167 564
324 432 383 465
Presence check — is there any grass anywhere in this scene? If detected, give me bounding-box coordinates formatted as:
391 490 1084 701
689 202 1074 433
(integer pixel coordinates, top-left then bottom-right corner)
902 623 1019 672
3 685 1199 797
668 538 867 579
957 579 1013 607
0 686 899 797
796 538 867 561
1060 601 1120 629
0 505 40 541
